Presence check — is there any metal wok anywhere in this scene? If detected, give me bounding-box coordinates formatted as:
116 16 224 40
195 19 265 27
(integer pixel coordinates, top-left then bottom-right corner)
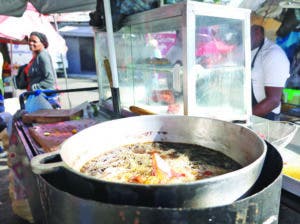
31 115 267 208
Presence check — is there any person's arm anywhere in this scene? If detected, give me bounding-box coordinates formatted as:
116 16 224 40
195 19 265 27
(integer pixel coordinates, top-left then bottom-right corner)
31 53 55 90
253 43 290 117
252 86 283 116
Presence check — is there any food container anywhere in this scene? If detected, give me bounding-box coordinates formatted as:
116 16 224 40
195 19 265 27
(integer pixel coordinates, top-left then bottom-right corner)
251 120 298 150
31 115 267 208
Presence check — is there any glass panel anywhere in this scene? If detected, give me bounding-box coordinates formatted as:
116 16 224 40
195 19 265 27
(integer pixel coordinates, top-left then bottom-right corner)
94 32 111 101
116 17 184 114
94 2 249 120
195 16 244 67
193 16 246 119
114 30 135 107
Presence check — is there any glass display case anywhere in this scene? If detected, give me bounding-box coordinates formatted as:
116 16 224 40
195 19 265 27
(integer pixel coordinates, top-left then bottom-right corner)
94 1 251 122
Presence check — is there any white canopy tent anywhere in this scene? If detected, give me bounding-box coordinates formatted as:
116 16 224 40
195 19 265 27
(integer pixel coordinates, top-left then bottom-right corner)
0 0 122 111
0 0 97 80
0 4 67 66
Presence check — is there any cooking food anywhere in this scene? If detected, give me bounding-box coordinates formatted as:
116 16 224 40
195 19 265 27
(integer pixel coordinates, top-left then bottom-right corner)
80 142 241 184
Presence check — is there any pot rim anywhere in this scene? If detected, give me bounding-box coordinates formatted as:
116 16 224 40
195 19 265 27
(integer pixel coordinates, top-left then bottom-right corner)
58 115 267 187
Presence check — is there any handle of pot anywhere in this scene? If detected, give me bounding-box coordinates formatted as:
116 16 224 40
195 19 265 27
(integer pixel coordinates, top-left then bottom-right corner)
31 151 66 175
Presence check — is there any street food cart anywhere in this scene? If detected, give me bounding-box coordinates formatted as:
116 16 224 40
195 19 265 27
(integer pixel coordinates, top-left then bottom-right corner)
94 1 252 122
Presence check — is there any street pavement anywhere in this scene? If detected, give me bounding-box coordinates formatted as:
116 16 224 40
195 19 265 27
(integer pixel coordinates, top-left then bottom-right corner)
55 75 99 109
0 158 31 224
5 75 99 115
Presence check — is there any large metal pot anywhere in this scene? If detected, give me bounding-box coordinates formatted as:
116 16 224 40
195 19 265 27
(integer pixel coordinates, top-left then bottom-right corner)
31 115 267 208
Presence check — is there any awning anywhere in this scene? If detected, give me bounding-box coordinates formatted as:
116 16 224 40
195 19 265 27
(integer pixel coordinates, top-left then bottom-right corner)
0 3 67 55
59 26 94 38
0 0 96 17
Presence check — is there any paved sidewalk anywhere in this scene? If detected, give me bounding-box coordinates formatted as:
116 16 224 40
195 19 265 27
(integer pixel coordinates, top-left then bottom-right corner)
56 76 99 109
4 76 99 115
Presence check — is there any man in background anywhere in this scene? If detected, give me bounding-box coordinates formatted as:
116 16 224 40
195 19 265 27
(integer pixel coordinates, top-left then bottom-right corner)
251 25 290 120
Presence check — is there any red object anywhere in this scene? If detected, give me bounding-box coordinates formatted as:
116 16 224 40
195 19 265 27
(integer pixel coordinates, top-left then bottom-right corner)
152 90 175 104
167 103 180 114
196 39 235 57
203 171 213 176
24 56 36 90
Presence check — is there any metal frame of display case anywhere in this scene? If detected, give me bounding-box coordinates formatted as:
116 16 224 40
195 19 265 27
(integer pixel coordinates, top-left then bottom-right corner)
94 1 252 122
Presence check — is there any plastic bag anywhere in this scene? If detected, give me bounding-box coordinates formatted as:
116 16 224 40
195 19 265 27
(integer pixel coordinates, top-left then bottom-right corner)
0 94 4 113
25 90 52 113
44 93 61 109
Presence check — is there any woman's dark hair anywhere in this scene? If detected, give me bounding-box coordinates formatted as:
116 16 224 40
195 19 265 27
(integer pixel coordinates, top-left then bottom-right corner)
30 31 49 48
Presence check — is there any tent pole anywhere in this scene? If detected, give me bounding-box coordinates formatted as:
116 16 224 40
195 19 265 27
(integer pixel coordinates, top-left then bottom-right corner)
103 0 121 116
9 41 16 97
52 14 72 108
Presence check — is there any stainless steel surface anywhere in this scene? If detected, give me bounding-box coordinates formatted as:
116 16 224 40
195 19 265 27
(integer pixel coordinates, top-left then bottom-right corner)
281 125 300 196
250 115 300 197
28 142 284 224
250 117 298 150
31 115 267 208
